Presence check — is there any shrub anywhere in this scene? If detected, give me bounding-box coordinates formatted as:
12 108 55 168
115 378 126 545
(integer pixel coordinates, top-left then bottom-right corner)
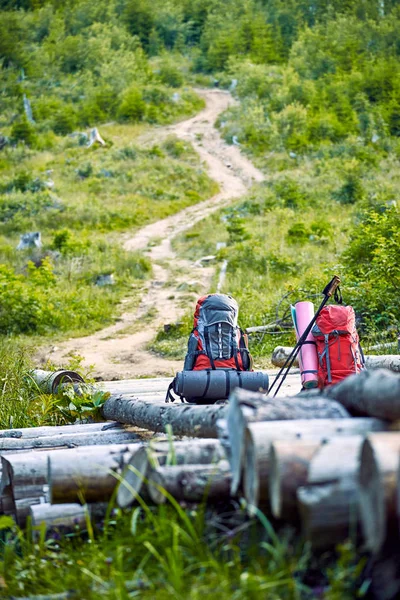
10 119 37 147
52 107 78 135
286 222 309 244
341 207 400 329
274 178 308 209
157 61 184 88
117 86 146 122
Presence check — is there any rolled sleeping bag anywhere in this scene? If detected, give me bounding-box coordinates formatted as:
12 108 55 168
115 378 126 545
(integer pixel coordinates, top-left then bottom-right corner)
173 370 269 404
293 301 319 389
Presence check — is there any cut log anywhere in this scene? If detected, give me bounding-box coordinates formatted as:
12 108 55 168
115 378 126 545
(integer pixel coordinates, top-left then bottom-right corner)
15 496 46 527
325 369 400 420
243 422 370 513
271 346 300 368
272 347 400 373
48 445 139 504
226 386 349 496
147 461 231 505
0 421 118 440
117 438 225 508
0 429 140 452
30 502 107 535
364 356 400 373
30 369 84 393
102 396 228 438
117 447 150 508
269 440 322 520
296 436 364 549
298 480 359 550
359 433 400 554
1 453 48 500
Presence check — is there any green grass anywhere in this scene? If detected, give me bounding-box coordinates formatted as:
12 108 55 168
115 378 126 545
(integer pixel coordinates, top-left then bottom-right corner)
0 494 364 600
0 129 218 340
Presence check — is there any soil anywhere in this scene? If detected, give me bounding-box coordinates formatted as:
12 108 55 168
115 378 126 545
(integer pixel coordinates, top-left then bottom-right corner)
37 90 265 380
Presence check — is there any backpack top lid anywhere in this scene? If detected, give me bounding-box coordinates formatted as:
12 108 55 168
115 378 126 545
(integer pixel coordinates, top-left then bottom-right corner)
194 294 239 328
314 304 356 336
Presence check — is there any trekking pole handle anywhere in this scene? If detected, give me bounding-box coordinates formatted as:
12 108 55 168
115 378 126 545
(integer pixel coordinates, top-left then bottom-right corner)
322 275 341 298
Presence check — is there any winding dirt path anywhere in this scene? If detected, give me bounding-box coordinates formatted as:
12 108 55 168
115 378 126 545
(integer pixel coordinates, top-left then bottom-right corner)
39 90 264 380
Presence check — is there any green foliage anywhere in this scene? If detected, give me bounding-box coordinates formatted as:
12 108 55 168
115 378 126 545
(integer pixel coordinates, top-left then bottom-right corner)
10 118 37 147
56 386 110 422
341 206 400 329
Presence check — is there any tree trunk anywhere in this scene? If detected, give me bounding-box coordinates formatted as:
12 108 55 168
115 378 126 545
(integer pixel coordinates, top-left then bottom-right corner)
102 396 228 438
297 480 359 550
225 387 350 496
272 346 400 372
0 422 119 440
225 384 377 497
1 453 48 501
147 461 231 505
359 433 400 554
242 422 372 513
325 369 400 420
0 430 140 452
48 445 140 504
117 439 225 508
269 440 322 521
30 502 107 535
30 369 84 393
365 356 400 372
271 346 299 368
297 436 365 549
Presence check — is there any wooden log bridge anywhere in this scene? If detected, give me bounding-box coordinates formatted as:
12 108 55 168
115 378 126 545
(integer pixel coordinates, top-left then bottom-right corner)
101 388 350 439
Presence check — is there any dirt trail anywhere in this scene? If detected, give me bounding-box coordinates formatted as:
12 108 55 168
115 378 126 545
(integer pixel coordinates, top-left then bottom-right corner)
39 90 264 380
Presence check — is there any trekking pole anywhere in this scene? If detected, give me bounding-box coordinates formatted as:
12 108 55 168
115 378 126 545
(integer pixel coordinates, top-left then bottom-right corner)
269 275 341 398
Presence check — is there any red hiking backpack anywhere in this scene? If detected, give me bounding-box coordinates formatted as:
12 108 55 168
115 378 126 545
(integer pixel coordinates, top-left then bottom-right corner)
183 294 252 371
312 305 364 388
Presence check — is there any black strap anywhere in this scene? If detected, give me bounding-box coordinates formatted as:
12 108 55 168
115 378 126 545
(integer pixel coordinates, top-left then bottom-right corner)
334 286 343 304
165 380 185 403
202 370 211 399
359 342 366 368
237 370 243 388
301 369 318 375
225 370 230 398
301 340 317 346
165 381 175 403
204 327 216 370
232 329 241 370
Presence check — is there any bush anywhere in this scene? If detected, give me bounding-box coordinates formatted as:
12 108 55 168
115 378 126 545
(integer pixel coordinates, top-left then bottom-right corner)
341 207 400 329
10 119 37 147
117 86 146 122
157 60 184 88
52 107 78 135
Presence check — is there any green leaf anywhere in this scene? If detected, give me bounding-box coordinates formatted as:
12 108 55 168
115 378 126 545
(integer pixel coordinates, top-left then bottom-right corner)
0 515 15 530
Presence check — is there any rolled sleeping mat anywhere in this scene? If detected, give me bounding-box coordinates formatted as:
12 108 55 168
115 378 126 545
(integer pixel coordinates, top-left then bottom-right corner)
173 370 269 404
293 301 319 389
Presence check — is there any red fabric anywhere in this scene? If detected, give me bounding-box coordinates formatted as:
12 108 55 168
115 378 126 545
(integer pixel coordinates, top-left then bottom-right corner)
313 305 363 389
